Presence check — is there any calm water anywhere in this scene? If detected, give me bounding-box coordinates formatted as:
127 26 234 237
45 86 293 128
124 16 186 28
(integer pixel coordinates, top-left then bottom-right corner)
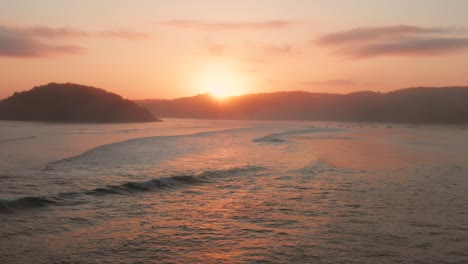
1 119 467 263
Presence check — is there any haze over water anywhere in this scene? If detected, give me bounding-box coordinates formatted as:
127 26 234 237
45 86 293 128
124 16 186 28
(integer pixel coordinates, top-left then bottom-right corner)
1 119 467 263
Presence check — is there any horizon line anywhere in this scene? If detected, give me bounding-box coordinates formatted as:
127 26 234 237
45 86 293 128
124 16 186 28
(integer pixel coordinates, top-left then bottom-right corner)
2 82 468 102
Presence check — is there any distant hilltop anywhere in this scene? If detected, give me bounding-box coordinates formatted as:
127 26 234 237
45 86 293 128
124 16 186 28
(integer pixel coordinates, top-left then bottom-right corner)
137 87 468 124
0 83 161 123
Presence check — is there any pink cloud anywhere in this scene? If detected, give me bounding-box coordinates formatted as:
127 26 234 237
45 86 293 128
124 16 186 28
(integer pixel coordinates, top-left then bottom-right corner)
317 25 444 45
316 25 468 58
19 26 89 38
97 29 149 40
0 24 149 58
263 45 293 55
346 38 468 58
162 20 297 31
0 26 86 57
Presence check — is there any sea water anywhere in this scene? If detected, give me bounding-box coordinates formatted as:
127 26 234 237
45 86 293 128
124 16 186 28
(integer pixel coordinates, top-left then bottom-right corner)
1 119 467 263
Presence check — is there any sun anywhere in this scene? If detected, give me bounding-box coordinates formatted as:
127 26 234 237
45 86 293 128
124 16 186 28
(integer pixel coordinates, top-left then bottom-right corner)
209 84 232 100
206 76 241 100
192 63 248 100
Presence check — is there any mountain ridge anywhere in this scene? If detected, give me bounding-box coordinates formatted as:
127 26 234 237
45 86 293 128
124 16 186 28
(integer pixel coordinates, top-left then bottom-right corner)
0 83 161 123
136 86 468 124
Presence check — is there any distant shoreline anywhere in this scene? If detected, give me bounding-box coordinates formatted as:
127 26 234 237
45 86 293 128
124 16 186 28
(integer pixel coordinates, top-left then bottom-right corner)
136 87 468 125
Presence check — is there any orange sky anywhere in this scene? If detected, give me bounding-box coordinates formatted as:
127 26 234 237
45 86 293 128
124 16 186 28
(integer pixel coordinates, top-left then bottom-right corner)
1 0 468 99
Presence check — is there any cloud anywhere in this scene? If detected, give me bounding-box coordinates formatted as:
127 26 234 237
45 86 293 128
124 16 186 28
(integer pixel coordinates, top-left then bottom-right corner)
162 20 297 31
5 25 147 40
317 25 468 58
0 26 85 57
243 43 298 63
300 79 356 87
0 24 149 58
347 37 468 58
263 44 293 55
19 26 89 38
317 25 445 45
200 41 297 62
97 29 149 40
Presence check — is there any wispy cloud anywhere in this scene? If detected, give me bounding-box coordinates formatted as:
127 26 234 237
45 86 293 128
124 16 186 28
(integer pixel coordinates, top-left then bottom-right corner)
0 24 149 58
201 41 298 63
262 44 293 55
18 26 89 38
0 25 86 57
97 29 149 40
243 43 299 64
316 25 468 58
162 20 297 31
317 25 445 45
346 37 468 58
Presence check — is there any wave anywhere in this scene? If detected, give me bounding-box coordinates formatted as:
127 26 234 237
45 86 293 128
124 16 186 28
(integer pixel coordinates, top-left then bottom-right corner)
1 165 265 214
118 128 140 133
252 135 286 143
252 127 343 143
0 136 36 143
293 159 366 176
0 174 11 179
84 175 206 196
45 127 255 170
0 196 56 213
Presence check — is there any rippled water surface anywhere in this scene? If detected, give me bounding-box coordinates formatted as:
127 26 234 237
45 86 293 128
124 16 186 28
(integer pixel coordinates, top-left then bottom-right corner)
1 119 467 263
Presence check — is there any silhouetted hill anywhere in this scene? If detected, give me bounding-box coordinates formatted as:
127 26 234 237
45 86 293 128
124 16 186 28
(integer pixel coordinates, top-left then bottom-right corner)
137 87 468 124
0 83 161 122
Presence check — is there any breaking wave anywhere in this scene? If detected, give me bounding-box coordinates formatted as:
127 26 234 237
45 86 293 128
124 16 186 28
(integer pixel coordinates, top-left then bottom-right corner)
1 165 265 214
0 196 56 213
0 136 36 143
44 127 256 170
252 127 343 143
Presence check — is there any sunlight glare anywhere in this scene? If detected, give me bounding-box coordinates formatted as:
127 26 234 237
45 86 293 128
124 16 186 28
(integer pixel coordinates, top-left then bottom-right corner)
193 64 248 100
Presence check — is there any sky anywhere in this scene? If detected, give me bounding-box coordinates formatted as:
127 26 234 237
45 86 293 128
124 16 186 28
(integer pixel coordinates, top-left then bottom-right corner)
1 0 468 99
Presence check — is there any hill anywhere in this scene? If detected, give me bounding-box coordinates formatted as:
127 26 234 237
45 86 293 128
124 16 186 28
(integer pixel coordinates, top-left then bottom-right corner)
0 83 161 123
137 87 468 124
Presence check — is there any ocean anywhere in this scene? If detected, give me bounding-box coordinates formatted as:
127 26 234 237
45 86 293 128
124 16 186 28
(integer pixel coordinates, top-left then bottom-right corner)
1 119 467 263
